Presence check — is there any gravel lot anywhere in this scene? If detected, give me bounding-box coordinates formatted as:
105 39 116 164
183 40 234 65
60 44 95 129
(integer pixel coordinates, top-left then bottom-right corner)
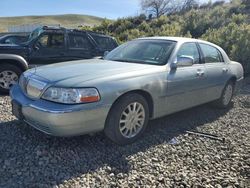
0 84 249 188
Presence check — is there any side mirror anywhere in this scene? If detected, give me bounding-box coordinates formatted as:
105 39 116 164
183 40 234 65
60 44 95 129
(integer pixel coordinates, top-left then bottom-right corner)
33 43 40 51
34 46 40 51
103 51 109 58
177 56 194 67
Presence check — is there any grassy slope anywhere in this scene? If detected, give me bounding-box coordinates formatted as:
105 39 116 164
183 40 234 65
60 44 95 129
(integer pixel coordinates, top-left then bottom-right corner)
0 14 104 32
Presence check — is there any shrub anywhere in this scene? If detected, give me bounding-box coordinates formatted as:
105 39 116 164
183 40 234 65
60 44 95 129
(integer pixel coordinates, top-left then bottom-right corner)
202 23 250 75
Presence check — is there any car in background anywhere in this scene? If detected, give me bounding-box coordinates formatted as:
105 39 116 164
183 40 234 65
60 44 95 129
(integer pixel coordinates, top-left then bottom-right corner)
10 37 244 145
0 26 118 93
0 34 28 45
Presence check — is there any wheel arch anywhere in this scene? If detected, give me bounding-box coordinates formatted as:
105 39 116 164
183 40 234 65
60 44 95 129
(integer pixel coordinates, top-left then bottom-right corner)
0 54 29 72
228 76 237 84
107 89 154 119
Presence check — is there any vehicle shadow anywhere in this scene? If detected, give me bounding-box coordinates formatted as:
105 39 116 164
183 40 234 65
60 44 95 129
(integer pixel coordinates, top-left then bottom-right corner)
0 103 233 187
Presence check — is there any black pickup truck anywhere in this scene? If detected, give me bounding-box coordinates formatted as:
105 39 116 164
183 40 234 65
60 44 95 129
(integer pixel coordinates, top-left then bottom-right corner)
0 26 118 93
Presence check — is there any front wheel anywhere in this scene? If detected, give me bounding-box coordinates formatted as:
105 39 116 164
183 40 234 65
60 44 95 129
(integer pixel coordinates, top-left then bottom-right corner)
104 93 149 145
0 64 22 94
213 81 234 108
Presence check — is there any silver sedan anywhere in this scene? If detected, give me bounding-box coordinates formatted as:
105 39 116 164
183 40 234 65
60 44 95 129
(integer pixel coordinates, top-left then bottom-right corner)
10 37 244 145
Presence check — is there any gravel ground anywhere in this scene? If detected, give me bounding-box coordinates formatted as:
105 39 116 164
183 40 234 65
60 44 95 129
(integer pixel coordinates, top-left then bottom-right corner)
0 84 249 188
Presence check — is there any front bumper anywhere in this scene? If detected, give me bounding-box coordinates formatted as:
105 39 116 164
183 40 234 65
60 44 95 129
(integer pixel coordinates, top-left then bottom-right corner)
10 84 111 137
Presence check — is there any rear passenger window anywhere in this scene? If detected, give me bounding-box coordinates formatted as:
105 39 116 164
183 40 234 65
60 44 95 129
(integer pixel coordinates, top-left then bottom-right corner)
91 35 117 50
199 43 223 63
68 34 93 50
50 34 64 48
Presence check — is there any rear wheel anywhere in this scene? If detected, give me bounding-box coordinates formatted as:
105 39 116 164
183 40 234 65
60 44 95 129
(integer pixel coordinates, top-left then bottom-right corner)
213 81 234 108
104 93 149 145
0 64 22 94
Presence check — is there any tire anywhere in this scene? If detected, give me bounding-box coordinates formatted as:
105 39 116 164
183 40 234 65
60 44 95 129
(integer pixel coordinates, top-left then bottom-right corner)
104 93 150 145
0 64 22 94
213 81 234 109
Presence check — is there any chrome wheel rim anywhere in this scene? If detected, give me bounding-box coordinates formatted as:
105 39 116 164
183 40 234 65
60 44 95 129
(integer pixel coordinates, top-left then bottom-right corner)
0 70 18 89
223 84 233 106
119 102 145 138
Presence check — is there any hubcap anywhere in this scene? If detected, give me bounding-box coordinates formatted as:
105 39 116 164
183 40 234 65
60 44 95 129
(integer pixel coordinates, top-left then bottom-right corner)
223 84 233 106
119 102 145 138
0 70 19 89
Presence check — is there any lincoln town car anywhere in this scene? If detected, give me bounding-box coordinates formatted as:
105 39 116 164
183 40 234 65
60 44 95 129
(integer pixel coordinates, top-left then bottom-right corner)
10 37 244 145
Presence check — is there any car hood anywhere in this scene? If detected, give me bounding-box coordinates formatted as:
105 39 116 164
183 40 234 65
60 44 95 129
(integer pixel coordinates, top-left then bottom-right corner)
0 43 27 49
0 43 28 55
28 59 161 86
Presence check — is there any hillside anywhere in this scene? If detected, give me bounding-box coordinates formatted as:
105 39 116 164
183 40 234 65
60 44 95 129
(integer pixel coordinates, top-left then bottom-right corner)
0 14 104 32
91 2 250 75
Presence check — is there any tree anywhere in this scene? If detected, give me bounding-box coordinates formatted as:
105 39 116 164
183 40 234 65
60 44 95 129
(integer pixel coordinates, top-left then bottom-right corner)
141 0 198 18
242 0 250 5
242 0 250 9
141 0 174 18
182 0 199 11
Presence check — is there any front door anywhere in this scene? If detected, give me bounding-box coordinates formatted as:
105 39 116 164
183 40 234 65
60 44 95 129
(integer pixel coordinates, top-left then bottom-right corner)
29 33 67 66
166 42 208 114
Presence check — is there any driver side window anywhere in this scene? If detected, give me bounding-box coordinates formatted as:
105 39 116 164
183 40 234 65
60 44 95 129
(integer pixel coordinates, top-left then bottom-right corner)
177 43 200 64
37 34 49 48
36 34 65 49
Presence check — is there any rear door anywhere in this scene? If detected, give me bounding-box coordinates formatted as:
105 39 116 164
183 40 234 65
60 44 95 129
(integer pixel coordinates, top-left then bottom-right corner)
29 33 67 66
166 42 208 114
65 33 95 60
198 43 230 100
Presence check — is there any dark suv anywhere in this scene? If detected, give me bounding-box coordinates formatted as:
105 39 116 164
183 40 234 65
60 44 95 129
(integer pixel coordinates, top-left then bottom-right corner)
0 26 118 93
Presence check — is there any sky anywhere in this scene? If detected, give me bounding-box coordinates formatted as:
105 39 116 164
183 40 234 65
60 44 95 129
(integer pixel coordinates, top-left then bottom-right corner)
0 0 225 19
0 0 141 19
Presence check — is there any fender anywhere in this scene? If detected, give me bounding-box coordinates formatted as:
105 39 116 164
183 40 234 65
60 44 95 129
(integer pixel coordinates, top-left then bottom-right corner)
0 54 29 71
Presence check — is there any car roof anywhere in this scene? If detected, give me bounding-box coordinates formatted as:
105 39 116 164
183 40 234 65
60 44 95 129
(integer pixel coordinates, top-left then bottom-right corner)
41 26 111 38
137 36 224 52
137 36 231 63
138 36 217 46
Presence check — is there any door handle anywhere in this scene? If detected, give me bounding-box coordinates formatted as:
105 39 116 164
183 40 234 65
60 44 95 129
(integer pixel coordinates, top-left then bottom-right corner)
199 71 205 76
196 69 205 77
222 68 228 73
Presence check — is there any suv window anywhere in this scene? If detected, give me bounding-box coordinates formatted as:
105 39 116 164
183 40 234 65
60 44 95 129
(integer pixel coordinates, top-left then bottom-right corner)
50 34 64 48
91 35 117 50
37 34 64 48
177 42 200 64
199 43 223 63
68 34 93 50
37 34 49 47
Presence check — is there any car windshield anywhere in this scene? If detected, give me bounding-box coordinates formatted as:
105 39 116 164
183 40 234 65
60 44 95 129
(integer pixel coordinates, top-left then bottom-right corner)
27 28 43 43
104 39 176 65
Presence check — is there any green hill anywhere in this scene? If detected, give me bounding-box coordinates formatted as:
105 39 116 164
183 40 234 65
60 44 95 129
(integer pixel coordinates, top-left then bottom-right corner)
0 14 105 32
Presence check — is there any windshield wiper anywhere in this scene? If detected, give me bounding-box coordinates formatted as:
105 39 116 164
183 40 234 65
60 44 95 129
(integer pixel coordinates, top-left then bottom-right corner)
111 59 136 63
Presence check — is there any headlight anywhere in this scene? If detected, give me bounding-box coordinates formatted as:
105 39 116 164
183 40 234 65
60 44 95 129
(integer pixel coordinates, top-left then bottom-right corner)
42 87 100 104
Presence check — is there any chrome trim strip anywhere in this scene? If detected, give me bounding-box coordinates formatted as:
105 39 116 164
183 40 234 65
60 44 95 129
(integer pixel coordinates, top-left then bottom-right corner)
24 119 52 135
28 103 112 114
29 104 74 114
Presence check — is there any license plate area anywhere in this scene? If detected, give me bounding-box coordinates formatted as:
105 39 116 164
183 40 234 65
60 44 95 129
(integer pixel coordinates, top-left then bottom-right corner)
12 100 24 120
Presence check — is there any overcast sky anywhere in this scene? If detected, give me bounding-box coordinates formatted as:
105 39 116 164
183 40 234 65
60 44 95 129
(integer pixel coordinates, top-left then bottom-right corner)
0 0 226 19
